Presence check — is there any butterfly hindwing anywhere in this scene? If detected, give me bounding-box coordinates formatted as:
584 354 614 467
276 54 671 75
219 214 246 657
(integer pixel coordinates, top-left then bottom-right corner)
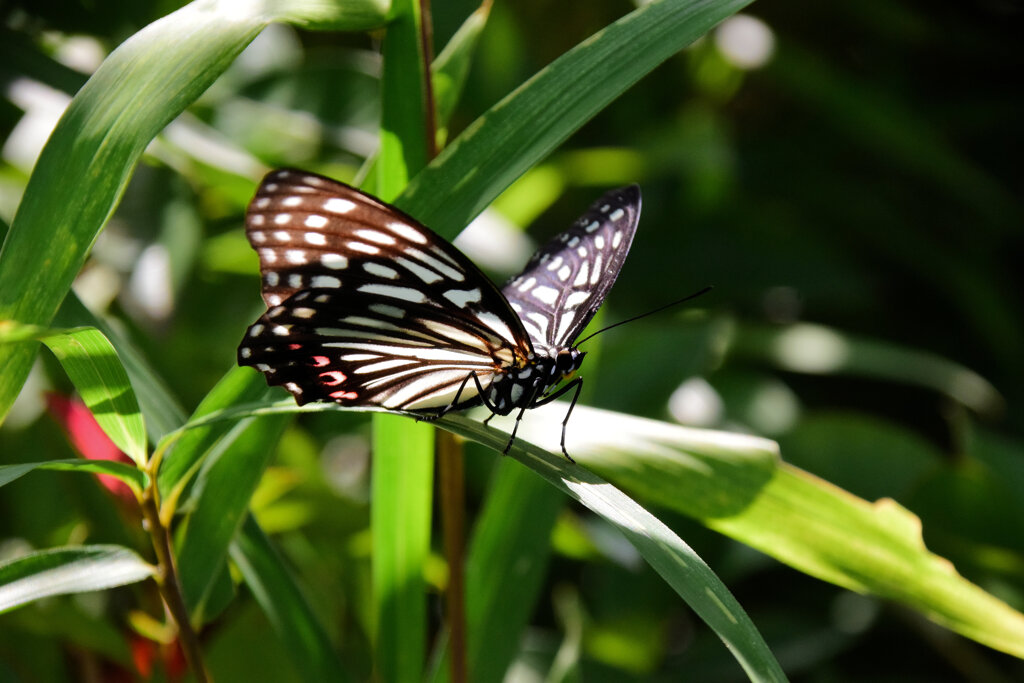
502 185 641 348
239 286 516 411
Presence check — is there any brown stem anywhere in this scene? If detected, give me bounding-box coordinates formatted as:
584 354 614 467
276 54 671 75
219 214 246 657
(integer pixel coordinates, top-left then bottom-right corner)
139 485 210 683
437 430 467 683
418 0 438 160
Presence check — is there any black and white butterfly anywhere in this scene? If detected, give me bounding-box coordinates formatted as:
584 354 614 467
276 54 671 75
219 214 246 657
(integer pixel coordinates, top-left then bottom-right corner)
238 169 640 461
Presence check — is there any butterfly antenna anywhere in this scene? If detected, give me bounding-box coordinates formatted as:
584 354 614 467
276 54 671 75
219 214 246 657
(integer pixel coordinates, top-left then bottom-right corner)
575 286 713 346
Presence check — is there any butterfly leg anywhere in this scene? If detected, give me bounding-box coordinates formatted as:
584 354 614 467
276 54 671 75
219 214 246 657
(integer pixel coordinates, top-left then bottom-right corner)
531 377 583 463
501 405 529 455
418 372 487 423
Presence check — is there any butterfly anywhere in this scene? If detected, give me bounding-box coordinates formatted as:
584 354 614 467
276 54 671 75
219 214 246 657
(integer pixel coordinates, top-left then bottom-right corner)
238 169 640 461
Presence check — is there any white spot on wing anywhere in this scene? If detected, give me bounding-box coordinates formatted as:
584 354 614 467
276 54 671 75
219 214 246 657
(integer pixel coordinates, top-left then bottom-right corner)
364 262 399 279
250 215 265 226
305 215 328 228
585 220 600 233
251 231 266 243
324 198 356 213
294 307 316 318
311 275 342 288
273 230 290 241
282 196 302 207
443 288 483 308
517 277 537 293
574 262 590 286
240 347 252 358
265 272 279 286
557 265 571 281
612 231 623 248
321 253 348 269
609 208 625 221
395 256 442 284
285 250 306 264
305 232 327 246
359 283 427 303
274 214 291 225
389 222 427 244
348 242 379 255
356 229 396 245
532 286 559 305
546 256 563 271
565 291 590 308
556 311 577 341
288 274 302 288
249 324 264 336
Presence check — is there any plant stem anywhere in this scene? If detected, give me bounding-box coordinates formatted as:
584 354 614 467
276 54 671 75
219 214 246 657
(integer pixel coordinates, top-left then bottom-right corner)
139 483 210 683
438 430 467 683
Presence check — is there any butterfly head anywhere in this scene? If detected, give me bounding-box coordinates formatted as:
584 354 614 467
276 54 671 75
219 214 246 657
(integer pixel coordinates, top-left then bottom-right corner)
554 347 585 379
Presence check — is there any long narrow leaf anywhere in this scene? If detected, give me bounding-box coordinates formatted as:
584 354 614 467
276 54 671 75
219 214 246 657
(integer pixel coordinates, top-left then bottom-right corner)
176 412 290 619
437 413 786 682
0 545 154 613
0 322 147 466
397 0 755 235
231 516 351 681
55 293 188 442
0 459 146 492
508 402 1024 659
0 0 391 422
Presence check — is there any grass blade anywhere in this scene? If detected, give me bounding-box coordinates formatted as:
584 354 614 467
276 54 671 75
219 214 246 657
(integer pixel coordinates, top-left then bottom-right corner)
0 545 154 613
231 516 352 682
437 412 786 682
396 0 755 236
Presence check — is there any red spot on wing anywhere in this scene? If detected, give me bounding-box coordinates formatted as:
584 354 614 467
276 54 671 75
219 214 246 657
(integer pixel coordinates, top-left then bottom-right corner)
330 390 358 401
319 370 347 386
289 343 302 350
310 356 330 367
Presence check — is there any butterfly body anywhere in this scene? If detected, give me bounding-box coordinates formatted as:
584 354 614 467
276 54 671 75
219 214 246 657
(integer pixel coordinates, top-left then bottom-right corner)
238 169 640 459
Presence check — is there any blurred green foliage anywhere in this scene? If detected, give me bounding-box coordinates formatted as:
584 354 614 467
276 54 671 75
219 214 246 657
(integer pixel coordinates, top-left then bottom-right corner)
1 0 1022 680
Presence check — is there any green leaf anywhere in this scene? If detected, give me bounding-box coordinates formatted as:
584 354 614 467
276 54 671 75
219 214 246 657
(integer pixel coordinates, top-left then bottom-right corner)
231 516 351 682
396 0 755 236
507 402 1024 659
42 327 148 466
156 367 270 505
0 459 146 492
0 545 154 613
0 322 148 466
457 459 564 683
0 0 391 423
371 415 434 682
433 1 493 146
55 293 188 443
176 411 290 619
437 412 786 682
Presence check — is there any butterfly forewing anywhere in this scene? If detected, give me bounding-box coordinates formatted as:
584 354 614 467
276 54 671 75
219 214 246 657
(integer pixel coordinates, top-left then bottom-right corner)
502 185 641 348
239 169 533 410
